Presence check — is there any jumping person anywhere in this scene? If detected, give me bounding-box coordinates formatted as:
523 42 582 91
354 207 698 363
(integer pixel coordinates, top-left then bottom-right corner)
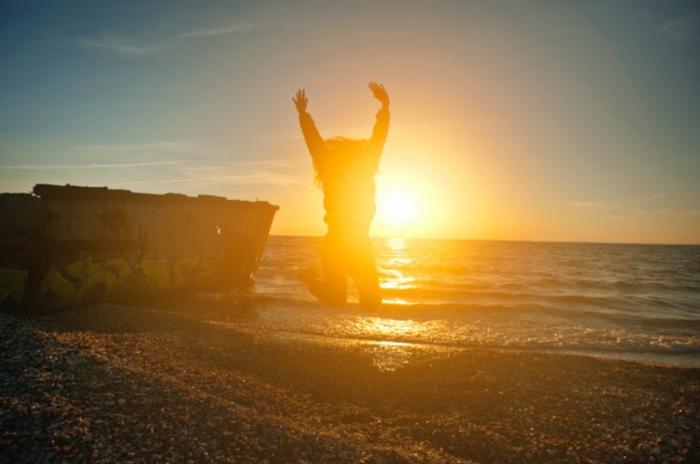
293 83 390 310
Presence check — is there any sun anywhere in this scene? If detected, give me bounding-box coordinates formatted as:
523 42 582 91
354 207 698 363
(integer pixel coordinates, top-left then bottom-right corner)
377 188 419 226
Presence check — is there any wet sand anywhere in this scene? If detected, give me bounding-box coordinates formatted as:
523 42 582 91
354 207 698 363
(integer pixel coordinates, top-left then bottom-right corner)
1 303 699 463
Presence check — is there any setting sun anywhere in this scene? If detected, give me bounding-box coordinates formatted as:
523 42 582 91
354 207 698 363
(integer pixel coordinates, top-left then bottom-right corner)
2 1 699 462
377 188 419 226
372 170 447 238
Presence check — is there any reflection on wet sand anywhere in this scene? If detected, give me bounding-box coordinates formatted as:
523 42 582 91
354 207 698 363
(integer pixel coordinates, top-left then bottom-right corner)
356 316 423 338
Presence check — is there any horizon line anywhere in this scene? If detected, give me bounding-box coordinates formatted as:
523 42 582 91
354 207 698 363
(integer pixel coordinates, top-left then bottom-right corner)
269 234 700 247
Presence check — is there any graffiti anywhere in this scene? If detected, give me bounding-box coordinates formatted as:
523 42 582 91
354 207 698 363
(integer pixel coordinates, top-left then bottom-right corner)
1 183 278 311
137 260 170 291
0 269 28 307
36 257 134 308
65 256 131 302
37 266 77 309
65 257 132 282
172 256 202 286
198 257 220 283
35 258 126 309
33 255 225 309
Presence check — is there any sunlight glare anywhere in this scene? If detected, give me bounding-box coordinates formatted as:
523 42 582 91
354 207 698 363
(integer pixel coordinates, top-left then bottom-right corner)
377 188 419 226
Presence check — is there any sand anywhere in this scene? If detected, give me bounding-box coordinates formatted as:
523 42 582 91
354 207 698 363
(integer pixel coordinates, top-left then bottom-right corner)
1 302 699 463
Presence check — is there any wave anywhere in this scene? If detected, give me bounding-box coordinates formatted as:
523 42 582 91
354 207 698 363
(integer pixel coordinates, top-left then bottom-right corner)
251 293 700 330
375 275 700 293
239 318 700 358
252 237 700 366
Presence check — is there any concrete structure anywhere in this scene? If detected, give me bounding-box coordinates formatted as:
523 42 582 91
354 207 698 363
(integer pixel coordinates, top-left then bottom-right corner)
0 184 278 311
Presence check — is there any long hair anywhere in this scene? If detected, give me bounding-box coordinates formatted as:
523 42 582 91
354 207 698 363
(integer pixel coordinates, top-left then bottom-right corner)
314 137 369 186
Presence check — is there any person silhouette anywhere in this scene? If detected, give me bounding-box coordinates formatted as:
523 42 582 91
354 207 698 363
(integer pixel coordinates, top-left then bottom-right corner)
293 83 390 310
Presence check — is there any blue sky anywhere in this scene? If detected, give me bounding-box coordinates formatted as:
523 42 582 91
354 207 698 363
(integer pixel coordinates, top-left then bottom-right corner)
1 0 699 242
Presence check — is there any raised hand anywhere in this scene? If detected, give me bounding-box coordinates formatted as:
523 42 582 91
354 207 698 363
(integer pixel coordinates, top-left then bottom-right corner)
293 89 308 114
369 82 389 107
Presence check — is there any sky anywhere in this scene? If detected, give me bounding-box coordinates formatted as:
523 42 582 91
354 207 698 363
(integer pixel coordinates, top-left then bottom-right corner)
1 0 699 243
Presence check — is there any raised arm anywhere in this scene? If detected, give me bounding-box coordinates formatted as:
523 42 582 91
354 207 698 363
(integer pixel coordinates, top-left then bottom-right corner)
368 82 390 162
293 89 325 162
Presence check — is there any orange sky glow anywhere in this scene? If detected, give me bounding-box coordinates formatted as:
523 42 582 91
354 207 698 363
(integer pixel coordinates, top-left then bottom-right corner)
1 1 698 244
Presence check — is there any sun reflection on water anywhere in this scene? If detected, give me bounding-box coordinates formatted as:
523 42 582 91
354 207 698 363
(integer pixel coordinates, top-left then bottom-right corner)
358 316 423 338
387 237 407 251
381 270 415 290
381 238 416 296
382 297 412 305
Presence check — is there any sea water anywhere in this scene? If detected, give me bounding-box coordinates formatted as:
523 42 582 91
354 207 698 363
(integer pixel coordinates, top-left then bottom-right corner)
249 236 700 367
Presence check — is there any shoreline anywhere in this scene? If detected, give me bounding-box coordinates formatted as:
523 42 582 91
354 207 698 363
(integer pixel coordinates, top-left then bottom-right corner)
215 323 700 370
2 303 699 462
156 293 700 370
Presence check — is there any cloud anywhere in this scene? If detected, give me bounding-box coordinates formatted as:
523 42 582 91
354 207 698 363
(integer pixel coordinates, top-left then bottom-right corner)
570 194 666 210
656 208 700 218
544 28 597 41
0 133 302 191
181 159 291 174
0 160 181 170
74 37 172 56
167 159 299 187
609 208 700 220
634 193 665 203
0 141 201 172
179 22 259 39
116 173 299 187
570 194 699 219
76 141 199 154
569 201 608 209
114 165 301 187
76 21 260 57
657 11 700 44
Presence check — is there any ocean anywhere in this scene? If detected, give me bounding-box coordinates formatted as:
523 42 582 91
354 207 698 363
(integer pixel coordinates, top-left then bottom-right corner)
246 236 700 367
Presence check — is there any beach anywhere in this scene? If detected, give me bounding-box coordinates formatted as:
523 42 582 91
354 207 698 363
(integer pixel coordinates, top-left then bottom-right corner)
2 302 698 463
3 1 700 462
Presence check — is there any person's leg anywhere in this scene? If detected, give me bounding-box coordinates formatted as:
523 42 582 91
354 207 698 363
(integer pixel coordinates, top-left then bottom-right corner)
352 237 382 310
302 235 347 307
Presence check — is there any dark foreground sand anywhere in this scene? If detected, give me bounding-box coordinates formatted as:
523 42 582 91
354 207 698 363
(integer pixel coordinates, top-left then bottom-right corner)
1 303 699 463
